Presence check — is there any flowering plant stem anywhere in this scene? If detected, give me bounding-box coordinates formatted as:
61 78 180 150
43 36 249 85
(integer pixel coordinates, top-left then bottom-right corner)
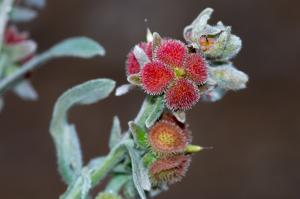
60 96 152 199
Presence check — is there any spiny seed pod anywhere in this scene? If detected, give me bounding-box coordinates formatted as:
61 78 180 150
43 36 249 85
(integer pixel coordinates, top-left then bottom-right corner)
148 120 189 154
138 37 207 111
165 79 200 111
95 192 123 199
141 61 174 95
156 39 186 67
126 42 152 75
149 155 191 185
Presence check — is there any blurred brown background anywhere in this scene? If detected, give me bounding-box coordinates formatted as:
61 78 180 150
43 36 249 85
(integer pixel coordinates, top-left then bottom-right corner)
0 0 299 198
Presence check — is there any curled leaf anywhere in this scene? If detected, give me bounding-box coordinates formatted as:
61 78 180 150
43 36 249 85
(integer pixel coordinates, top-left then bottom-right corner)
50 79 116 184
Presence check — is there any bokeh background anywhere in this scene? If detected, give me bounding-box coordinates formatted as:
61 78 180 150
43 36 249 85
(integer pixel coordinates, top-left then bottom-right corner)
0 0 299 198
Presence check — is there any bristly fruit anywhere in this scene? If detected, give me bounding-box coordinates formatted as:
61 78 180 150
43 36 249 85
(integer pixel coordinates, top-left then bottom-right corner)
148 120 189 154
137 39 207 111
149 155 191 186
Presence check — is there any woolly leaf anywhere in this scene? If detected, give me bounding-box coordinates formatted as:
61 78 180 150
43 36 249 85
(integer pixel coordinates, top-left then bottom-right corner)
10 6 37 22
81 168 92 199
220 34 242 60
109 116 122 149
125 142 148 199
50 79 115 184
172 111 186 123
145 95 164 128
105 175 130 193
124 180 138 199
133 45 149 68
13 80 38 100
128 122 148 149
24 0 46 8
49 37 105 58
5 40 37 62
208 64 248 90
115 84 135 96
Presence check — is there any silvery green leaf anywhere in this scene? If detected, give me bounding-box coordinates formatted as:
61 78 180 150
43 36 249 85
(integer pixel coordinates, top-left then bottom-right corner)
125 142 148 199
50 79 115 184
24 0 46 8
221 34 242 60
124 180 138 199
5 40 37 62
172 111 186 123
209 64 248 90
145 95 164 128
13 80 38 100
49 37 105 58
115 84 135 96
133 45 149 68
183 8 214 42
109 116 122 149
105 175 130 193
201 87 226 102
95 192 122 199
10 6 37 22
128 122 148 149
0 97 4 112
138 158 151 191
205 27 231 59
0 55 7 78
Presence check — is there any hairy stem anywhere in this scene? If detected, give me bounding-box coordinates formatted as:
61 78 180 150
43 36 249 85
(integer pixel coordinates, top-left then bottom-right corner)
60 141 128 199
0 0 14 51
61 97 154 198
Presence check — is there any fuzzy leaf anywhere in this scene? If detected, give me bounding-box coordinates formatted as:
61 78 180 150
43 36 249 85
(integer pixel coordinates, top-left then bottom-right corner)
183 7 214 42
145 96 164 128
221 34 242 60
5 40 37 62
11 6 37 22
133 45 150 68
49 37 105 58
209 64 248 90
13 80 38 100
109 116 122 149
125 142 148 199
124 180 138 199
50 79 116 184
128 122 148 149
105 175 130 193
24 0 46 8
146 28 153 43
115 84 135 96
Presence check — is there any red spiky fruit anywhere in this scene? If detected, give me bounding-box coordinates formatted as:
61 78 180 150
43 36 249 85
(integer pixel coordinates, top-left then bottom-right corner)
148 120 188 154
141 61 173 95
165 79 200 111
126 42 152 75
185 53 207 84
156 39 186 68
149 155 191 185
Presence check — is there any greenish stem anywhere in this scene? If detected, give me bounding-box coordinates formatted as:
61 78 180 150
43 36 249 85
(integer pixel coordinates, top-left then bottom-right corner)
60 141 128 199
105 175 131 194
0 51 51 95
61 97 155 199
0 0 14 51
